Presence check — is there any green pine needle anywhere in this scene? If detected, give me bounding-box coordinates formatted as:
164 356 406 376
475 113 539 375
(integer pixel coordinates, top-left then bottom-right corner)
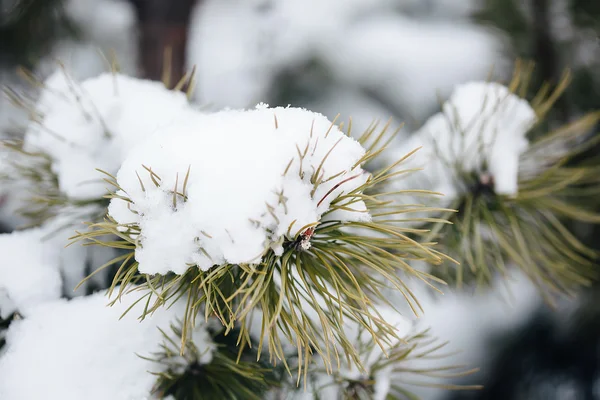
0 139 107 228
142 321 278 400
306 327 481 400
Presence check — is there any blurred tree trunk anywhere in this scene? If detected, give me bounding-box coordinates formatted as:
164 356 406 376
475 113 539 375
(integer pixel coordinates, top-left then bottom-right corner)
129 0 198 85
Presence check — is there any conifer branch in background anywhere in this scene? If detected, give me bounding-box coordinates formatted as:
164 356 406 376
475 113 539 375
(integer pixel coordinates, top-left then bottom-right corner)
390 62 600 298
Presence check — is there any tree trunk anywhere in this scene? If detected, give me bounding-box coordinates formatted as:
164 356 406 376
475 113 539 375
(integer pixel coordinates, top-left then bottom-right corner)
130 0 198 85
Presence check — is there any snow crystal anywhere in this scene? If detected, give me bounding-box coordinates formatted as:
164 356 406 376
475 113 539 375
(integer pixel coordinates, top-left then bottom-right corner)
109 106 371 274
0 229 62 319
388 82 537 209
24 72 193 200
0 291 214 400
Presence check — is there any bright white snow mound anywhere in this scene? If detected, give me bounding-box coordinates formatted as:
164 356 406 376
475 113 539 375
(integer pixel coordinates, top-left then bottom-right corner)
0 291 214 400
24 72 193 200
389 82 537 209
109 105 371 275
0 228 61 319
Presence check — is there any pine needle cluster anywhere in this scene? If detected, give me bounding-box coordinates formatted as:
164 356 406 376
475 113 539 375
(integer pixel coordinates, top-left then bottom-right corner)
420 62 600 297
144 322 279 400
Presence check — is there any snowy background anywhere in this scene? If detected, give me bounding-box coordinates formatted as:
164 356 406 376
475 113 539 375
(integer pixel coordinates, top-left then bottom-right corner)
0 0 599 399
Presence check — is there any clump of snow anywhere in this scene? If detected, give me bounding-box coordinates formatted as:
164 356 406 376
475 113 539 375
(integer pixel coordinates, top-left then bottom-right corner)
109 105 370 275
0 290 215 400
388 82 537 209
24 72 193 200
0 228 62 319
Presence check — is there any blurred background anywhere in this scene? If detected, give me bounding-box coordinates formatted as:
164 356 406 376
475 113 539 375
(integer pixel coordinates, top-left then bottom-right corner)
1 0 599 399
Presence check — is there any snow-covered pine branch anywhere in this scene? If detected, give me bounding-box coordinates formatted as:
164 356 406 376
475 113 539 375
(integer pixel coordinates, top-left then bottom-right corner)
72 85 447 376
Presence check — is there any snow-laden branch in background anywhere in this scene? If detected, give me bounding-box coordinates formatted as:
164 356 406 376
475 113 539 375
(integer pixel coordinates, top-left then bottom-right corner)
0 71 196 298
385 68 600 294
389 81 537 211
293 305 480 400
24 71 193 200
2 70 197 230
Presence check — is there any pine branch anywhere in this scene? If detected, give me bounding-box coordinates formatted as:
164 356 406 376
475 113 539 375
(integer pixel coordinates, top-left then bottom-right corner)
70 122 452 380
418 63 600 298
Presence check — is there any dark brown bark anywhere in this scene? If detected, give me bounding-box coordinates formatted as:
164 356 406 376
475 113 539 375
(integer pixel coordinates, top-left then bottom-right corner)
129 0 198 84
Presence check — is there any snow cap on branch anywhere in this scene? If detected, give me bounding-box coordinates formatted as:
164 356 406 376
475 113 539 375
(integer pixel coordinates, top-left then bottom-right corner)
391 82 537 208
108 105 371 275
24 72 193 200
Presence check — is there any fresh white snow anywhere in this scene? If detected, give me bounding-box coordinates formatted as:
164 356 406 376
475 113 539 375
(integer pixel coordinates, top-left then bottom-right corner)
0 228 62 319
388 81 537 210
0 290 215 400
24 72 193 200
109 105 371 274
